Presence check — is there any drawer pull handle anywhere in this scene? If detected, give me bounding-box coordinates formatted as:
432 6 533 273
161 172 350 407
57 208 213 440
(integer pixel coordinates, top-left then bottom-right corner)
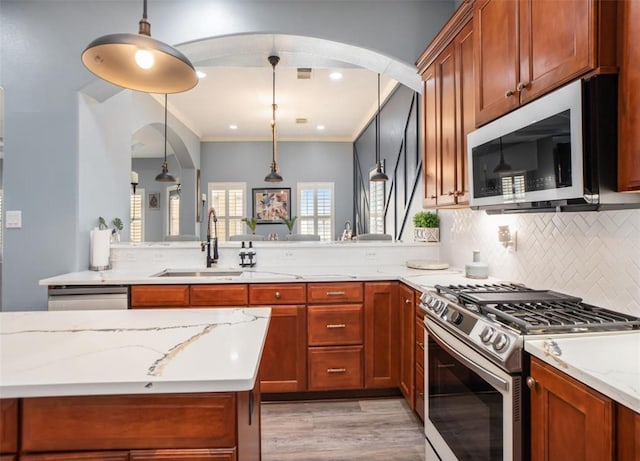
326 324 346 329
326 291 346 296
274 291 281 299
405 299 411 304
417 391 424 397
437 363 455 369
505 89 515 98
327 368 347 374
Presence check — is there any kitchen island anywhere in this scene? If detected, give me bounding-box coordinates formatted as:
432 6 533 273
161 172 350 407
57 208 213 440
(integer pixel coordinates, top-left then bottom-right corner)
0 308 270 461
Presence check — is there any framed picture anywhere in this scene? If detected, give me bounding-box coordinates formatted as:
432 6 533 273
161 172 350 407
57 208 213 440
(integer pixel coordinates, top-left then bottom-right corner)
253 188 291 223
148 192 160 210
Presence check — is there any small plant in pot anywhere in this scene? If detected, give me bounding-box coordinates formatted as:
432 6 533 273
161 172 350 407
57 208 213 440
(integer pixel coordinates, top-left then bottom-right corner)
281 216 298 234
413 211 440 242
241 217 258 234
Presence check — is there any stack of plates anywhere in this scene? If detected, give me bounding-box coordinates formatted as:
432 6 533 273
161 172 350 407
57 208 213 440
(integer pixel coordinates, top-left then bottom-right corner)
406 260 449 270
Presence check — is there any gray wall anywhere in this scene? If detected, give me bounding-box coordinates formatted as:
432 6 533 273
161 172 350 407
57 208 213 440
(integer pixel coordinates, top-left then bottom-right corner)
200 142 353 240
0 0 454 310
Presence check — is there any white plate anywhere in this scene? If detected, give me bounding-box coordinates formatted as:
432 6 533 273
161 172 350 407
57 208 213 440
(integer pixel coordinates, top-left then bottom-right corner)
406 260 449 270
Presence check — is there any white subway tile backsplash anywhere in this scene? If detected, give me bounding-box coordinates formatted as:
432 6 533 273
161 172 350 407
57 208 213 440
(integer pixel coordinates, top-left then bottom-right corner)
438 208 640 317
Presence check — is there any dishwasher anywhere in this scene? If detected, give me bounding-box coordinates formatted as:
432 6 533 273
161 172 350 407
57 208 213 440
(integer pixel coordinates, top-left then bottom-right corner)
47 286 129 310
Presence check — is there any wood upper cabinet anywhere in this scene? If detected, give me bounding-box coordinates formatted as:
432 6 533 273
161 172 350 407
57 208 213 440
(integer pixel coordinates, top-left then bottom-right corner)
474 0 617 126
418 4 473 208
529 357 614 461
364 282 399 389
618 0 640 191
258 305 307 393
190 284 248 307
398 284 415 408
130 285 189 308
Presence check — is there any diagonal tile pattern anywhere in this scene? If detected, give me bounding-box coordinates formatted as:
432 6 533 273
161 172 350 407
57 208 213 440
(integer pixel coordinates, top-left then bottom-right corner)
439 209 640 316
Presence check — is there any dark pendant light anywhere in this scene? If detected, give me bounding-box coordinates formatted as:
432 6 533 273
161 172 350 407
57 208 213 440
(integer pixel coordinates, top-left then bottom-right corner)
493 137 512 173
265 55 283 183
155 94 176 182
81 0 198 94
371 73 389 182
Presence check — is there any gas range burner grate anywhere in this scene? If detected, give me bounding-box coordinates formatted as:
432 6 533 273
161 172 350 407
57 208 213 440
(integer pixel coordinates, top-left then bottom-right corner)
435 283 640 334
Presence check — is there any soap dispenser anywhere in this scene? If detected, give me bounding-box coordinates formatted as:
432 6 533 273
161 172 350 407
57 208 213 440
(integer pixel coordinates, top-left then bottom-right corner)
465 250 489 279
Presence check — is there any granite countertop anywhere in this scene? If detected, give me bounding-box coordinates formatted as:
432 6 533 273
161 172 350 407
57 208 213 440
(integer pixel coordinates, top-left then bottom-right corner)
0 307 270 398
525 331 640 413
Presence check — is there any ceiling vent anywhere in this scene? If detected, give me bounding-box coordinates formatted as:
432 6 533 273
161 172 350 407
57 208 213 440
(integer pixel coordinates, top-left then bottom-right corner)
297 68 312 79
295 118 308 124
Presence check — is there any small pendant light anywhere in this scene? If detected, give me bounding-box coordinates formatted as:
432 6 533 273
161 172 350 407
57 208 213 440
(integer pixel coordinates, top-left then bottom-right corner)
493 137 512 173
264 55 283 183
155 94 176 182
81 0 198 94
371 73 389 182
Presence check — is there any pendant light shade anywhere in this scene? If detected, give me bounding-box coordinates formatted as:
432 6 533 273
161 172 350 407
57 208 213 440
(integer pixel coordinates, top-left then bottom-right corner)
81 0 198 94
265 55 283 183
371 73 389 182
156 94 176 182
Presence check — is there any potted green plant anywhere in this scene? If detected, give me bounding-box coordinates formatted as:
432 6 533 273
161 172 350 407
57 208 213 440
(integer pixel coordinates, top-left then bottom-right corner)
413 211 440 242
241 217 258 234
111 218 123 242
281 216 298 234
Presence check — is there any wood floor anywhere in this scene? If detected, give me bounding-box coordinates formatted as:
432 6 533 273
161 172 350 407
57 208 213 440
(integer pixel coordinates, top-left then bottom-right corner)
261 398 425 461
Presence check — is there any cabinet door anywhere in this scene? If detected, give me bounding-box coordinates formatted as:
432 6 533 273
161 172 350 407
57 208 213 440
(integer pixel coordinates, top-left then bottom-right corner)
398 284 415 408
131 449 236 461
130 285 189 308
617 404 640 461
529 357 613 461
422 62 438 208
618 0 640 191
474 0 519 126
519 0 593 104
0 399 18 454
259 305 307 392
454 21 474 205
436 42 457 207
364 282 399 389
20 453 129 461
190 284 248 306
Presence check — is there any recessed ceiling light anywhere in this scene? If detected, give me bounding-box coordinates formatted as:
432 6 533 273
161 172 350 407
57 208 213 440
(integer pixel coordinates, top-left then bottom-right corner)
196 70 207 79
317 125 325 131
329 72 343 81
229 124 238 130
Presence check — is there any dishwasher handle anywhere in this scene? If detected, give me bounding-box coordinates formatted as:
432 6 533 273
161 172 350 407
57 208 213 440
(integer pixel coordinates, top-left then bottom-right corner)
48 286 129 296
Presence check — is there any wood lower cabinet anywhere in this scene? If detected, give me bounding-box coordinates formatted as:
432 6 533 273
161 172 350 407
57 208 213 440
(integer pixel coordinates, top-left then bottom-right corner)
20 453 130 461
474 0 616 126
130 449 236 461
364 282 399 389
414 305 425 422
0 399 18 455
617 404 640 461
190 285 248 307
308 346 364 391
618 0 640 191
398 284 415 407
529 357 614 461
130 285 190 308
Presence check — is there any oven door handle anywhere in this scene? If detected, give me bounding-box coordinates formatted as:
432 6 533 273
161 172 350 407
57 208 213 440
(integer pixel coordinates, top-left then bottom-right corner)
426 321 509 392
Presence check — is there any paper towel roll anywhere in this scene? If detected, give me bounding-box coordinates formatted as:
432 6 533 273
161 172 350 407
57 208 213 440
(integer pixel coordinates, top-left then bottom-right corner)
90 228 112 271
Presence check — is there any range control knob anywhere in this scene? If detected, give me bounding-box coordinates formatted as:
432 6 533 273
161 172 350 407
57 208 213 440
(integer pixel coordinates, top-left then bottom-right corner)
448 311 463 325
493 333 510 352
480 326 495 343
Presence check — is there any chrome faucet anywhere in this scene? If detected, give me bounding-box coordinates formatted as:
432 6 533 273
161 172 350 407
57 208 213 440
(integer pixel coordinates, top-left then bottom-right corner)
201 207 219 267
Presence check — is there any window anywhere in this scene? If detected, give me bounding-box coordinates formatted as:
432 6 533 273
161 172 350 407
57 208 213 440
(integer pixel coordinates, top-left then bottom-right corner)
208 182 246 241
297 182 334 241
167 185 180 236
130 188 144 243
369 171 385 234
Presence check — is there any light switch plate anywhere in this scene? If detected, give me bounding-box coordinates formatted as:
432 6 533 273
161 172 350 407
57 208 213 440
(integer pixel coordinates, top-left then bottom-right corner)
6 210 22 229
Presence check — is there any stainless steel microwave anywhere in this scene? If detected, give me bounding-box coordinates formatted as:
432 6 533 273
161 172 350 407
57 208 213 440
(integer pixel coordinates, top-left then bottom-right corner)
467 76 640 213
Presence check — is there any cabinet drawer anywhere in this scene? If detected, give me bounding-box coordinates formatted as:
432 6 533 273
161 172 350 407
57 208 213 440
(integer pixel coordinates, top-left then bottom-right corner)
308 346 363 390
308 305 363 346
307 283 363 304
249 283 306 305
190 284 248 306
0 399 18 453
415 318 425 370
415 364 425 422
130 285 189 307
21 393 235 452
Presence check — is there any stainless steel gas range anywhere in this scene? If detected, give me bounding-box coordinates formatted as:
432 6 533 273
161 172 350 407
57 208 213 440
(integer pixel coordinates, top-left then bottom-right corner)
420 283 640 461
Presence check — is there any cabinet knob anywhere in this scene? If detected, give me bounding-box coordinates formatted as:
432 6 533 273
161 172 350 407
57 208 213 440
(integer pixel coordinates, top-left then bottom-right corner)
405 299 411 304
448 191 455 196
430 195 437 200
517 81 529 91
274 291 281 299
526 376 536 389
505 89 515 98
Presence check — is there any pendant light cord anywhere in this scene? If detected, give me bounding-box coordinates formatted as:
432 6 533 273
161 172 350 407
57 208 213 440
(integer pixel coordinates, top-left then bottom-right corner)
376 73 381 165
164 93 168 162
272 58 277 163
142 0 148 20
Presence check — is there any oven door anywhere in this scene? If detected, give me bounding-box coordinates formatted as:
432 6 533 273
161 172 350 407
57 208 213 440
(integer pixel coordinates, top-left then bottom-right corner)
424 317 522 461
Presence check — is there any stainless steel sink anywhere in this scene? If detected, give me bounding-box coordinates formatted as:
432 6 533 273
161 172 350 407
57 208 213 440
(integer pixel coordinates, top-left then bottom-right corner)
152 270 243 278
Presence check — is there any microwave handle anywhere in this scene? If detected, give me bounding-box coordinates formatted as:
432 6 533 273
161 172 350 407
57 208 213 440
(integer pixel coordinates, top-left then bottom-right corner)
425 320 509 392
